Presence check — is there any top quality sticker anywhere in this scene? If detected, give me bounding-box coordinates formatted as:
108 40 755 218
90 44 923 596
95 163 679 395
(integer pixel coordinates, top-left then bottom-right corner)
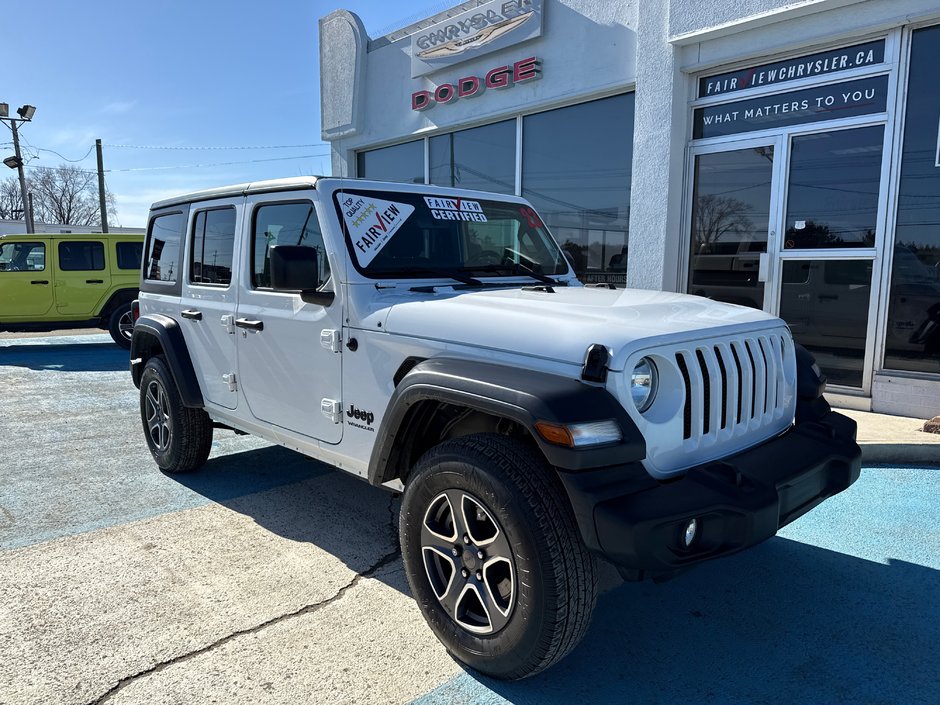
341 195 416 267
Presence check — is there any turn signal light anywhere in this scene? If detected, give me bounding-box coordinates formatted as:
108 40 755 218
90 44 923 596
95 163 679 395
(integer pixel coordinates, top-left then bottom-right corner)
535 420 622 448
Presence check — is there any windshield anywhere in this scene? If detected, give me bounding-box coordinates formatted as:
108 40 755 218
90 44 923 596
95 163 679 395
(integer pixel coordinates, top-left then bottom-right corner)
334 189 570 279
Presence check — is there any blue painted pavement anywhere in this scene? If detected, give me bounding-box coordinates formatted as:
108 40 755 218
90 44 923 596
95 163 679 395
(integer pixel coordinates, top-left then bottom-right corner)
412 466 940 705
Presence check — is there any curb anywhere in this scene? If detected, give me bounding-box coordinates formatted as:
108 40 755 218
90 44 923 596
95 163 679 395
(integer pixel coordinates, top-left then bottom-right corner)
859 442 940 465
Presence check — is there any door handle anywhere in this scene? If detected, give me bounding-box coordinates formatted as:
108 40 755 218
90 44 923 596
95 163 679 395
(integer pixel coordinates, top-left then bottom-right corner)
85 279 104 284
30 280 49 285
235 318 263 331
181 309 203 321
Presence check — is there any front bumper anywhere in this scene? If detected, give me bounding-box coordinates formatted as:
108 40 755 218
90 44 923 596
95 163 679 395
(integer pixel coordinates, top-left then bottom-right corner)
558 411 861 574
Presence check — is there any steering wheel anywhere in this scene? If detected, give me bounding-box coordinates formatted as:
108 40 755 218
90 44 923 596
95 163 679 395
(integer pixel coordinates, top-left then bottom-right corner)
469 250 503 266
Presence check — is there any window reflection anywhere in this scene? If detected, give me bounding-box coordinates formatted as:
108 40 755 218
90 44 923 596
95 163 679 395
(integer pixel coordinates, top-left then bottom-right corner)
357 140 424 184
885 24 940 374
784 126 883 249
688 147 773 309
146 212 184 282
522 94 634 286
779 259 872 387
191 208 236 286
430 121 515 194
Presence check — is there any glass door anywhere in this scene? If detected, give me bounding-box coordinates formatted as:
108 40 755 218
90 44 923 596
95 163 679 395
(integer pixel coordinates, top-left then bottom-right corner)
688 125 887 391
687 137 782 311
771 124 885 390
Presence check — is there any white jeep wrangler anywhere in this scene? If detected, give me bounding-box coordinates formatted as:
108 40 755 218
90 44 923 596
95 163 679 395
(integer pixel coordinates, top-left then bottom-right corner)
131 177 860 679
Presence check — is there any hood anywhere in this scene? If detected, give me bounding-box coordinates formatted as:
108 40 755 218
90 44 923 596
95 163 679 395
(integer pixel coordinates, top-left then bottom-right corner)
382 286 785 371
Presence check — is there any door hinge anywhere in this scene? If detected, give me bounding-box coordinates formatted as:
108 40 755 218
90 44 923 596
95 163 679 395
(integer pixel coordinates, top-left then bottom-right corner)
221 314 235 334
320 329 342 353
222 373 237 392
321 398 343 423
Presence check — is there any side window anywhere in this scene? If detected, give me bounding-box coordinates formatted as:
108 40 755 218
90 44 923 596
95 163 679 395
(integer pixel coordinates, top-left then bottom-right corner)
145 212 185 282
0 241 45 272
252 202 330 288
116 241 144 270
58 241 105 271
190 207 236 286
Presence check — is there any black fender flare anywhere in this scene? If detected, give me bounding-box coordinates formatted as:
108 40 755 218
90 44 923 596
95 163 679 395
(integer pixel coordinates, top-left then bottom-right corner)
130 313 204 408
99 288 139 321
367 357 646 485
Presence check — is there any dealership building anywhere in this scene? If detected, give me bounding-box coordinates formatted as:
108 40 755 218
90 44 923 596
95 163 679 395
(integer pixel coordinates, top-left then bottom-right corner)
319 0 940 418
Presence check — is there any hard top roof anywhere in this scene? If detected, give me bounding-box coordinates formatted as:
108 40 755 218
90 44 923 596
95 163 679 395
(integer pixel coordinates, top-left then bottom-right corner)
151 176 324 210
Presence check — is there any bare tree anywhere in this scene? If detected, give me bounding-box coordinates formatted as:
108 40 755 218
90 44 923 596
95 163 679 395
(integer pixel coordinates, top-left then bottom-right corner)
0 176 24 220
692 194 753 253
1 165 118 227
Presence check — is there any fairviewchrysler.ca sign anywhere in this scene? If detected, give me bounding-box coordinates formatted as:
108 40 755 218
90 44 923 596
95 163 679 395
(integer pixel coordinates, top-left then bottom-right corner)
410 0 544 78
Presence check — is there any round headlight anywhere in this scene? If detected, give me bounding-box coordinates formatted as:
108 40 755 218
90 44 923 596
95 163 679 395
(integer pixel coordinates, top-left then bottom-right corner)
630 357 658 412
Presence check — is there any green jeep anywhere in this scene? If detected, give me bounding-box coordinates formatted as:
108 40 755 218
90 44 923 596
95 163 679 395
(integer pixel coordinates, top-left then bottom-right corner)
0 231 144 348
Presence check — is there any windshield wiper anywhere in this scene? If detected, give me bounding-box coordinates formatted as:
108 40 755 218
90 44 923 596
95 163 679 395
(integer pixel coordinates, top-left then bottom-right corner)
378 267 483 288
463 262 561 286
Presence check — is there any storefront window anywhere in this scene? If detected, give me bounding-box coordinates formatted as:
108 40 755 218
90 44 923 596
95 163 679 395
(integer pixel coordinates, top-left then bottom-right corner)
357 140 424 184
429 120 515 194
522 93 634 286
784 126 883 249
688 147 774 309
884 25 940 375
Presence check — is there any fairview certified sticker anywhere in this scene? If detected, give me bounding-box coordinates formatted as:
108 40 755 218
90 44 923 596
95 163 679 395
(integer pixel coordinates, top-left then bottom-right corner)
424 196 488 222
340 195 415 266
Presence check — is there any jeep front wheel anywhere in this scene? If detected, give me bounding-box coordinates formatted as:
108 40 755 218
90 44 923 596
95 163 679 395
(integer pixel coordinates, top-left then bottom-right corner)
400 433 597 680
139 356 213 473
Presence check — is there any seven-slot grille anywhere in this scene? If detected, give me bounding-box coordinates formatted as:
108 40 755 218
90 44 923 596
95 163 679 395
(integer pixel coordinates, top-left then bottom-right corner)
674 332 792 445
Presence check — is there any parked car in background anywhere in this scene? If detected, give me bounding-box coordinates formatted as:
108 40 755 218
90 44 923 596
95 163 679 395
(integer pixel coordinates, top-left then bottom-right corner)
0 232 144 348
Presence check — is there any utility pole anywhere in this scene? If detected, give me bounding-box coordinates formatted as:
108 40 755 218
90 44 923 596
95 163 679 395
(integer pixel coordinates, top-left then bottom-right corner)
1 102 37 234
96 139 109 233
9 119 33 233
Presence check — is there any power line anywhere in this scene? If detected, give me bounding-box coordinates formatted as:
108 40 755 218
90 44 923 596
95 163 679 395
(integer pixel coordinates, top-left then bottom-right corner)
103 142 327 151
107 153 328 172
21 152 328 174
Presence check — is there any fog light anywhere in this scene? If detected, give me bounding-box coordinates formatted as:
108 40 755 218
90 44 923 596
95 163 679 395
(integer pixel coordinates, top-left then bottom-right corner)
682 518 698 548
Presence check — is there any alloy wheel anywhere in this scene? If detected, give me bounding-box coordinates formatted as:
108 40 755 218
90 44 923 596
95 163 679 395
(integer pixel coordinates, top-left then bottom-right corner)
421 490 516 635
145 380 172 452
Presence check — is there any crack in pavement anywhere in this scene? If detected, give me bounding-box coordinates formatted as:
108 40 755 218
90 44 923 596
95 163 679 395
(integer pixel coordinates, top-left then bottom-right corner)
86 495 402 705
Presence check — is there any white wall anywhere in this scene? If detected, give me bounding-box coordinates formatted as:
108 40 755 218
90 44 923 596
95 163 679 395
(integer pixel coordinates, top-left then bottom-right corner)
321 0 639 175
0 220 144 236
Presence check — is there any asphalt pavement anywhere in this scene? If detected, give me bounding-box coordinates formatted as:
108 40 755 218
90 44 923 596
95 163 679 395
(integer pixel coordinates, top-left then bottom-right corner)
1 334 937 705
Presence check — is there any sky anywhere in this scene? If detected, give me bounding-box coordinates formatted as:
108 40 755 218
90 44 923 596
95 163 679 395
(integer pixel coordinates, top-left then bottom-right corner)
2 0 450 227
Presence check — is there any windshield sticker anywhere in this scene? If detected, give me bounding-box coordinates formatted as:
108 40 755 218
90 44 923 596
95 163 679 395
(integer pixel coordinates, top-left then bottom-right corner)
341 195 416 266
424 196 488 222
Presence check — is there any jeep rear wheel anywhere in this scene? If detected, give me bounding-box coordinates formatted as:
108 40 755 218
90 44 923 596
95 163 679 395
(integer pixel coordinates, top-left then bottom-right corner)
400 434 597 680
139 356 213 473
108 302 134 349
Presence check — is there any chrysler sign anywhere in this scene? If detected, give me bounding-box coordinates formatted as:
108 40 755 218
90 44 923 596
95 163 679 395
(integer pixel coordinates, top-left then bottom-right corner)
410 0 544 78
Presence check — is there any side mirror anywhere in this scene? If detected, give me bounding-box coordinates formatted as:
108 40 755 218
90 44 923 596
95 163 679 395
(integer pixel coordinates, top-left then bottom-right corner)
269 245 334 306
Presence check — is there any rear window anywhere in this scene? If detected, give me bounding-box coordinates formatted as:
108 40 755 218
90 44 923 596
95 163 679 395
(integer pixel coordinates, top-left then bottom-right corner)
58 241 105 271
334 189 567 279
145 212 185 282
116 241 143 270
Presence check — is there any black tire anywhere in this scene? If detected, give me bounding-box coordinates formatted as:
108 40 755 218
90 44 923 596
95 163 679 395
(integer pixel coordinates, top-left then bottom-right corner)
107 302 134 349
139 355 212 473
400 433 597 680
